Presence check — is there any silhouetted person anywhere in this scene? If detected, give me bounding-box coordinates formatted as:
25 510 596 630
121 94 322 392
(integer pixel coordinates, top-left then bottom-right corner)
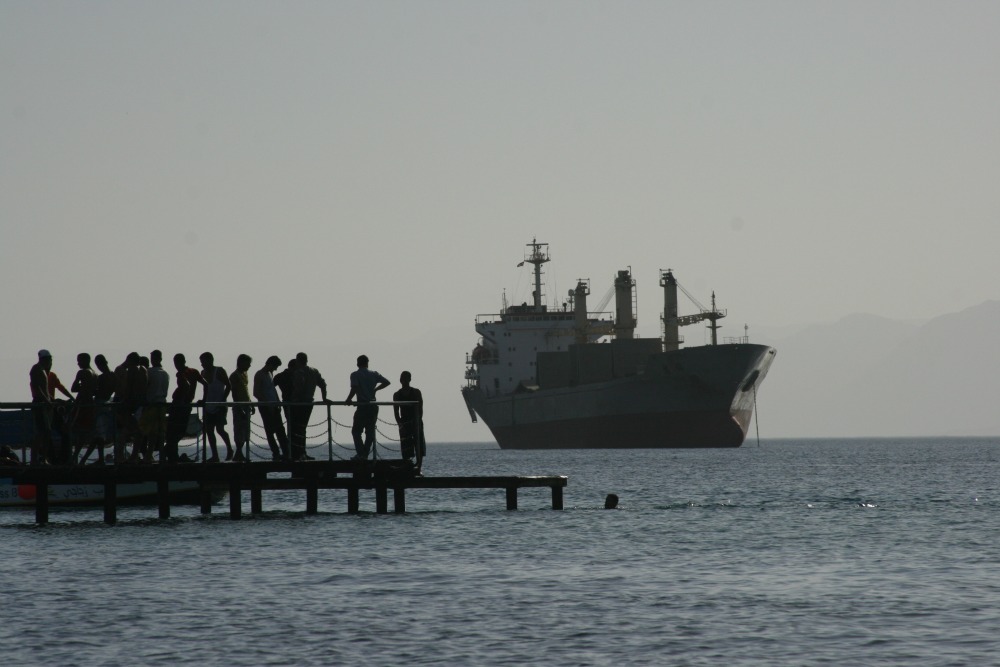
137 349 169 464
130 356 150 460
44 365 75 464
29 349 54 465
393 370 426 471
254 355 290 461
123 352 149 463
47 368 74 400
200 352 232 462
70 352 98 465
273 357 298 430
346 355 390 461
604 494 619 509
230 354 253 462
289 352 329 461
113 352 143 463
78 354 115 465
164 353 206 463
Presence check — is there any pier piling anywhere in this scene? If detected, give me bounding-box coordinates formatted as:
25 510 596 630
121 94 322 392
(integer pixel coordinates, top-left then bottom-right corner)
157 479 170 520
394 487 405 513
103 482 116 525
36 482 49 525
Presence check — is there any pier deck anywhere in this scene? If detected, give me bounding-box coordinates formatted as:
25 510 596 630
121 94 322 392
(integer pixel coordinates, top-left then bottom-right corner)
0 461 568 524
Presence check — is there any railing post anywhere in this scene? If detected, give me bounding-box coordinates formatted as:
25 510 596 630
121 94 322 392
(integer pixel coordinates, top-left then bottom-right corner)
110 403 119 465
326 403 333 462
20 407 31 464
416 417 424 472
199 404 206 463
244 403 252 463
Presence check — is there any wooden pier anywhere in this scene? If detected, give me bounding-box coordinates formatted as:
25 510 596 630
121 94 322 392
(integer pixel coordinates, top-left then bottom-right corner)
1 461 567 525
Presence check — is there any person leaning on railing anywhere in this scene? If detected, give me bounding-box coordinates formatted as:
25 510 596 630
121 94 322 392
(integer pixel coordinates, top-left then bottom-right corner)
163 353 206 463
76 354 115 465
70 352 98 465
393 371 426 472
253 356 291 462
289 352 330 461
346 354 390 461
136 350 170 464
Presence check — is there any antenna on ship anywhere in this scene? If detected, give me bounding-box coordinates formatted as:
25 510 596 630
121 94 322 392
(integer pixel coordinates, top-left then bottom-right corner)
519 238 550 310
707 292 723 346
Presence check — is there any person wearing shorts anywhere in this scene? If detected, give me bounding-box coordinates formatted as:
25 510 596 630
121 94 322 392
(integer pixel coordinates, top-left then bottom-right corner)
229 354 253 462
200 352 232 462
137 349 170 463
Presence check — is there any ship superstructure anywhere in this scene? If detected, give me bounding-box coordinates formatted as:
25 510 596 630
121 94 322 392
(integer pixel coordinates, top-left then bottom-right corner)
462 239 776 448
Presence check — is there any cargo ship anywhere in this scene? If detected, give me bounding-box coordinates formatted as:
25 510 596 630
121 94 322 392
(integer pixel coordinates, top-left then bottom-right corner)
461 240 776 448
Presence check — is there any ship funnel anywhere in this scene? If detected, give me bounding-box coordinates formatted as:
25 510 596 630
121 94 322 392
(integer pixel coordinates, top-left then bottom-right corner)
613 269 636 340
573 280 590 345
660 269 680 351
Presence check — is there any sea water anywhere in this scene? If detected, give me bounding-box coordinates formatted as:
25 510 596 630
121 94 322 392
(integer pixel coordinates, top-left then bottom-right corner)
3 438 1000 666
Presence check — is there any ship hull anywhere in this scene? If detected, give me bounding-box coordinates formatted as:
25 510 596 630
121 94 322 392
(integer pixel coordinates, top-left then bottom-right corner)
463 343 775 449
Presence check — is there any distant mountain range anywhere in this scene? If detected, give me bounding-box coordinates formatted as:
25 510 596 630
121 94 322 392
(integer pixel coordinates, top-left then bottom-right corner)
757 301 1000 437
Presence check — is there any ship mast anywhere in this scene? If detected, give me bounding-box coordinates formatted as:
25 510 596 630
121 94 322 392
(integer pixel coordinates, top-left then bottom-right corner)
520 238 550 310
707 292 723 346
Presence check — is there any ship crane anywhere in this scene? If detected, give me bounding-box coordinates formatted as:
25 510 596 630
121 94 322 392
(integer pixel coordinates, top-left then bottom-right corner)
594 285 615 313
660 270 727 349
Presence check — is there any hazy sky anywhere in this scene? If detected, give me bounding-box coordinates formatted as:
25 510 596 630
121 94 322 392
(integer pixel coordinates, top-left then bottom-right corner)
3 2 998 441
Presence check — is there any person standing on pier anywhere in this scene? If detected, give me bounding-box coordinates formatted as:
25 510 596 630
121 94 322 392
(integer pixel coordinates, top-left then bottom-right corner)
137 350 170 464
78 354 115 465
125 353 149 463
393 371 426 471
230 354 253 462
29 350 54 465
70 353 98 464
45 364 75 464
289 352 329 461
199 352 233 462
346 355 390 461
164 353 206 463
112 352 142 463
273 357 298 431
254 355 290 461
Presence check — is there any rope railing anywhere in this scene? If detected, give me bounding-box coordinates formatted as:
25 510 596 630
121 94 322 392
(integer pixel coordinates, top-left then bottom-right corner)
0 400 421 467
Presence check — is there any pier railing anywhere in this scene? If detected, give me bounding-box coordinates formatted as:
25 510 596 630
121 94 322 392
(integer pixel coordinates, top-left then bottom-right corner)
0 400 421 466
